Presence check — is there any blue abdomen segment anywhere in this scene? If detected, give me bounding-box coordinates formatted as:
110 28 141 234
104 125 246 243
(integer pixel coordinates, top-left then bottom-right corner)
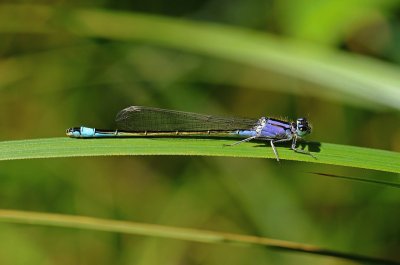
67 127 116 138
80 127 96 137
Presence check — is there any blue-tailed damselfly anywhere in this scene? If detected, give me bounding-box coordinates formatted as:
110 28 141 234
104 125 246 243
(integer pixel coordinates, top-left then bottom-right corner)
66 106 314 161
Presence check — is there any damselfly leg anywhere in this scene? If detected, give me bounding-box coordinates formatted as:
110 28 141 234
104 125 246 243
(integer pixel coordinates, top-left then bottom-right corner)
290 136 316 159
223 136 257 146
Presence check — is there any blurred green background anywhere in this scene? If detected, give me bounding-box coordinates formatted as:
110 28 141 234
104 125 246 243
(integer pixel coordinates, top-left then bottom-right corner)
0 1 399 264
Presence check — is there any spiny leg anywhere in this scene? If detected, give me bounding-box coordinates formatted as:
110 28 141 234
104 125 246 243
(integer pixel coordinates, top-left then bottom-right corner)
270 138 292 162
225 117 266 147
226 137 284 162
291 137 316 159
291 146 316 159
224 136 257 146
270 140 280 162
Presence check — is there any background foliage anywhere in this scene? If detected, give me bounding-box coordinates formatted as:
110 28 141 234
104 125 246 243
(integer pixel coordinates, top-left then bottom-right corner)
0 1 399 264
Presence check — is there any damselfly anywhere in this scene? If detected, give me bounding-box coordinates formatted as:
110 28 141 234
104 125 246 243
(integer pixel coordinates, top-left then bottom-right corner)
66 106 315 161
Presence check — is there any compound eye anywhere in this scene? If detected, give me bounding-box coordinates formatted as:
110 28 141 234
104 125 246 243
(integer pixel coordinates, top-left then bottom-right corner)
296 118 311 136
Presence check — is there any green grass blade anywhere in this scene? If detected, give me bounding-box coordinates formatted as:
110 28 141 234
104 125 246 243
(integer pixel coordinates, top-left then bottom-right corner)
0 138 399 173
0 209 398 265
0 4 400 109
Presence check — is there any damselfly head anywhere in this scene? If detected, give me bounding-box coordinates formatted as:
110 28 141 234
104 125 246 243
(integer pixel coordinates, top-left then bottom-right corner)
295 118 311 137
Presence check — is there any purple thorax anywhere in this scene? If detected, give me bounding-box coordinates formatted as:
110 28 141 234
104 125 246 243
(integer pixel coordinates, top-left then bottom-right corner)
260 118 292 139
